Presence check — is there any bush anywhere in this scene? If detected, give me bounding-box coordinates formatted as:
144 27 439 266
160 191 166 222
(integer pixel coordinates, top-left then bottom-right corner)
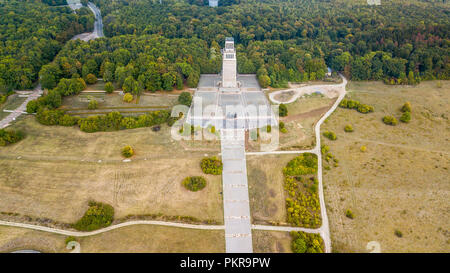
382 115 398 126
265 125 271 133
394 229 403 238
400 111 411 123
65 236 77 245
201 157 223 175
344 125 353 132
178 92 192 106
88 99 98 110
401 102 412 113
283 153 318 176
290 231 324 253
0 129 25 146
86 73 97 84
323 131 337 140
280 127 287 133
345 209 354 219
105 82 114 93
182 176 207 192
121 145 134 158
123 93 133 103
73 201 114 231
360 145 367 152
279 103 288 117
340 99 374 114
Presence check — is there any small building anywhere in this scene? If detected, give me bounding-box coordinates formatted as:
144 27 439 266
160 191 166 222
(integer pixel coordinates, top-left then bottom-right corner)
209 0 218 7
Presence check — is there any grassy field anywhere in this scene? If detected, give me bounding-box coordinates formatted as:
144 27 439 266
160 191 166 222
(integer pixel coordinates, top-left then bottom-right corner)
61 92 178 110
0 94 27 120
247 95 333 151
78 225 225 253
321 80 450 253
0 116 223 224
0 225 225 253
252 230 292 253
247 154 295 225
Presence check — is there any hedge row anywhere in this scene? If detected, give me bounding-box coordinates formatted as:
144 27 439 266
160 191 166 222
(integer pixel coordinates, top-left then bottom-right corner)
339 99 374 114
36 109 174 133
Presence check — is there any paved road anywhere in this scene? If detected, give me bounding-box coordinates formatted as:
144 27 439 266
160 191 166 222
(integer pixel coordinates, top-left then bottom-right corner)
221 129 253 253
0 85 42 129
71 2 104 41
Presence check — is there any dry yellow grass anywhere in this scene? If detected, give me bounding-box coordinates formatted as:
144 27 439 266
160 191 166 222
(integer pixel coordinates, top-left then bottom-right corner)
322 80 450 253
247 154 295 225
78 225 225 253
252 230 292 253
0 225 225 253
0 226 67 253
0 116 223 224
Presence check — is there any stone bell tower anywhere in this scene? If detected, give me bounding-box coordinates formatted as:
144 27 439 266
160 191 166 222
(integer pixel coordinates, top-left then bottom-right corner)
221 37 237 88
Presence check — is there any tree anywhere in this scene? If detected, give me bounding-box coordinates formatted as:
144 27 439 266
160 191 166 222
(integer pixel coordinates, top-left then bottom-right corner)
400 111 411 123
279 104 288 117
103 62 115 83
88 99 98 110
121 145 134 157
292 238 307 253
122 76 136 93
178 92 192 106
401 102 412 113
86 73 97 85
123 93 133 103
105 82 114 93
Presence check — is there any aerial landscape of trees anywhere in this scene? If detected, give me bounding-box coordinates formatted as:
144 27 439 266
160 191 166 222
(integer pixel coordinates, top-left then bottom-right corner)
0 0 94 92
89 0 448 86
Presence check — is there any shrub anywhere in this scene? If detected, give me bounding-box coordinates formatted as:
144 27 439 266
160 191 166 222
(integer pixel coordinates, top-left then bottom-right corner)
279 121 285 129
0 129 25 146
394 229 403 238
73 201 114 231
201 157 223 175
280 127 287 133
323 131 337 140
400 111 411 123
357 104 374 114
382 115 398 126
88 99 98 110
345 209 354 219
178 92 192 106
182 176 207 192
283 153 318 176
0 94 7 104
123 93 133 103
210 126 215 134
360 145 367 152
344 125 353 132
121 145 134 158
401 102 412 113
290 231 324 253
104 82 114 93
279 104 288 117
26 99 40 113
86 73 97 85
265 125 272 133
65 236 77 245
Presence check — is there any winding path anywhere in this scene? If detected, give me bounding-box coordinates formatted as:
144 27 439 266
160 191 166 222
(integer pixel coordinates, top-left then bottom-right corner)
257 75 348 253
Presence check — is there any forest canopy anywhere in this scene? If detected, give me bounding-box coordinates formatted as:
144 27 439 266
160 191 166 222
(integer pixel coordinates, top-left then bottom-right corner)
0 0 94 92
88 0 449 85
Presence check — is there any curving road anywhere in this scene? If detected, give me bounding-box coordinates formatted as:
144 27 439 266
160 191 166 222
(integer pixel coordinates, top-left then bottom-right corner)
257 75 348 253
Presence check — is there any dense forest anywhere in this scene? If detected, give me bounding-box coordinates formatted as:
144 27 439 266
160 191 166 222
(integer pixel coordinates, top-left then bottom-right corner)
89 0 448 86
0 0 94 92
39 35 221 92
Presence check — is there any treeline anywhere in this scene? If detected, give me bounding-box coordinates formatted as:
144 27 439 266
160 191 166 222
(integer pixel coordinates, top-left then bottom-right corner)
36 109 173 133
90 0 448 85
0 0 95 92
39 35 222 92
